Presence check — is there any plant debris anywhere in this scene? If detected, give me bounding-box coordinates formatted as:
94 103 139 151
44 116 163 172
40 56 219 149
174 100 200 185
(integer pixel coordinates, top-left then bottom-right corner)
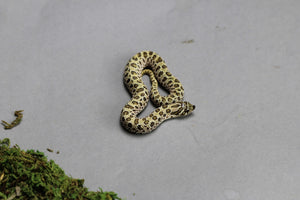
1 110 24 130
181 39 194 44
46 148 53 153
0 138 122 200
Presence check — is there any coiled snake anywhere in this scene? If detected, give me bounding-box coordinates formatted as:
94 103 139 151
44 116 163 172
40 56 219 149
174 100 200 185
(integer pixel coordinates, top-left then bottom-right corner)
120 51 195 134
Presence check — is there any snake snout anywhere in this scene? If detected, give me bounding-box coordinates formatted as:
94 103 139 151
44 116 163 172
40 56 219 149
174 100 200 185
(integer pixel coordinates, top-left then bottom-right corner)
183 101 195 115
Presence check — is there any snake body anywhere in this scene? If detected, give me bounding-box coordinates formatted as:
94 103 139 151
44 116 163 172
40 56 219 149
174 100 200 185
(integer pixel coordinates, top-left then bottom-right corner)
120 51 195 134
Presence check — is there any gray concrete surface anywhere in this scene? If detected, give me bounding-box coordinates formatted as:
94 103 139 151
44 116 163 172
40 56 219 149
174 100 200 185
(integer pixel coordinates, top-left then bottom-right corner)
0 1 299 199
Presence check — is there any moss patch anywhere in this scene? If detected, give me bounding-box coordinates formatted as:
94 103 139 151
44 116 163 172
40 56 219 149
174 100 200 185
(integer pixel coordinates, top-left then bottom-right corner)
0 138 122 200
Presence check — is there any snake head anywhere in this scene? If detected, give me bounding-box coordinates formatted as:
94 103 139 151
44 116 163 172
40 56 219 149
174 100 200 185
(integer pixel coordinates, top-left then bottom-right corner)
170 101 195 117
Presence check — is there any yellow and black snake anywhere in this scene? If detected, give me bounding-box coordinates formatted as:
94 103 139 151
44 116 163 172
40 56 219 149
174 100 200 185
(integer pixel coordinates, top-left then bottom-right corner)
120 51 195 134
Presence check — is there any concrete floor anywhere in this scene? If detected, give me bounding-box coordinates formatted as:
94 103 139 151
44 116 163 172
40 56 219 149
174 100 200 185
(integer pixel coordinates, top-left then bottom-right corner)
1 1 299 199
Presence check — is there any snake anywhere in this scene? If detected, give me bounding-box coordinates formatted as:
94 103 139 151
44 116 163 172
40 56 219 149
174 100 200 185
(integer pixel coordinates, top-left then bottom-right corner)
120 51 195 134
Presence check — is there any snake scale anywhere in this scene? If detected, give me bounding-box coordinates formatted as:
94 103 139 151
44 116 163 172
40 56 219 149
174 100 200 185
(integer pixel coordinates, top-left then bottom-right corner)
120 51 195 134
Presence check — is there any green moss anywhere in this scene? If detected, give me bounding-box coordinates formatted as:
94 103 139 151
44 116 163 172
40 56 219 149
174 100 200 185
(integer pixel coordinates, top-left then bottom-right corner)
0 138 122 200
